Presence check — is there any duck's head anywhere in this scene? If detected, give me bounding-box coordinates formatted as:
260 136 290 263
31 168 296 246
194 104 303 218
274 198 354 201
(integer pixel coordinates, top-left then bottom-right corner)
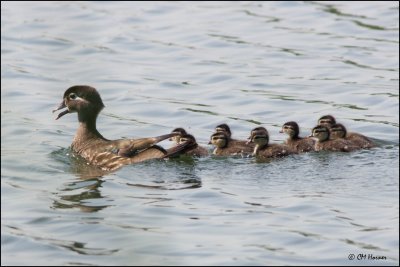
247 127 269 148
169 128 187 143
318 115 336 128
53 85 105 122
329 123 347 139
310 125 330 142
173 133 199 152
215 123 232 138
279 121 299 139
208 132 229 148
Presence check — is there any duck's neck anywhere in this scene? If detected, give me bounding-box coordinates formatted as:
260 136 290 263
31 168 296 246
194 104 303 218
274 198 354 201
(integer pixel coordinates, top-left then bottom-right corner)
252 143 263 155
253 141 268 155
72 114 105 150
253 145 259 156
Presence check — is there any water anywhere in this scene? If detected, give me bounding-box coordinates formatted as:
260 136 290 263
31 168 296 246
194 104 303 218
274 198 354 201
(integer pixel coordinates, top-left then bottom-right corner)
1 2 399 265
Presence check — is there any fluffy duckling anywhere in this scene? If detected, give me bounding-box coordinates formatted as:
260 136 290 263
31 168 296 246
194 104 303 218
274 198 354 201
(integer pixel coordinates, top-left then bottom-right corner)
214 123 255 150
176 134 209 157
317 115 336 129
209 131 253 156
215 123 232 137
280 121 315 152
310 125 358 152
247 127 294 158
329 123 375 149
169 128 187 144
318 115 376 149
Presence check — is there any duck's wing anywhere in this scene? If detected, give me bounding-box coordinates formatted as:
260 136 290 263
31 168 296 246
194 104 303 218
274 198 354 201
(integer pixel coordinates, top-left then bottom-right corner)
164 140 199 158
129 139 199 163
114 133 178 157
129 145 167 163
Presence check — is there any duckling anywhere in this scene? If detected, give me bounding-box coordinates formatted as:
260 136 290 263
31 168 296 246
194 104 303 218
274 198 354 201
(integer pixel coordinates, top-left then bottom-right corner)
318 115 376 148
317 115 336 129
53 85 188 171
329 123 375 149
310 125 358 152
279 121 315 152
177 134 209 157
247 127 294 158
214 123 255 149
215 123 232 137
169 127 187 144
209 132 253 156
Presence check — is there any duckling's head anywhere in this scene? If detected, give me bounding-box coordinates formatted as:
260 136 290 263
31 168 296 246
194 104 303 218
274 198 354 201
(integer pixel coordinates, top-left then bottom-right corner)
247 127 269 148
318 115 336 128
329 123 347 140
215 124 232 138
53 85 105 122
279 121 299 139
209 132 229 148
178 133 196 144
169 128 187 143
310 125 330 142
177 134 198 151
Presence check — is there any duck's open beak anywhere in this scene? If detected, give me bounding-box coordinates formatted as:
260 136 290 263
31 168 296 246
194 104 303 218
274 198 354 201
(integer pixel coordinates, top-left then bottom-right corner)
52 100 69 120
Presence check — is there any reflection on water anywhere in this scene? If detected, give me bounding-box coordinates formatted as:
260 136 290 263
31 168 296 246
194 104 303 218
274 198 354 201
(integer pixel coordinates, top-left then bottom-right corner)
52 178 109 212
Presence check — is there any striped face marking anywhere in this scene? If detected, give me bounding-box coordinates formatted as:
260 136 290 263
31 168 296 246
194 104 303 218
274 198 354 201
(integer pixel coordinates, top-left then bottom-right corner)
210 133 227 148
312 126 329 141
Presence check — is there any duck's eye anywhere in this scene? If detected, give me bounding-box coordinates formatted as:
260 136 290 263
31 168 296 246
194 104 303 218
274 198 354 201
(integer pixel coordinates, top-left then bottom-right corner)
69 93 77 100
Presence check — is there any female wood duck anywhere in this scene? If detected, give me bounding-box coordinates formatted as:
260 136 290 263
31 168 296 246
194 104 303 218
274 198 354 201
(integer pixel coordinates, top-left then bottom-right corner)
53 85 187 171
176 133 209 157
310 125 358 152
247 127 294 158
209 131 253 156
279 121 315 152
329 123 375 149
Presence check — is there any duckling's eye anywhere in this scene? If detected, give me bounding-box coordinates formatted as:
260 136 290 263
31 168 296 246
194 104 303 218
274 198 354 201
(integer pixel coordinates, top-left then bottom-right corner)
69 93 77 100
180 138 188 142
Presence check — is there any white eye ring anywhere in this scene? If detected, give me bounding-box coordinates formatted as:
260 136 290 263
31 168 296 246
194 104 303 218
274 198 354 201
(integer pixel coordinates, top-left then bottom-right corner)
69 93 77 100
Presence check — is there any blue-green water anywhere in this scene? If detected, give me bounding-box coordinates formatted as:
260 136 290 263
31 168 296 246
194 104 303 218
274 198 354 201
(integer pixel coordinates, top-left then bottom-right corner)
1 2 399 265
